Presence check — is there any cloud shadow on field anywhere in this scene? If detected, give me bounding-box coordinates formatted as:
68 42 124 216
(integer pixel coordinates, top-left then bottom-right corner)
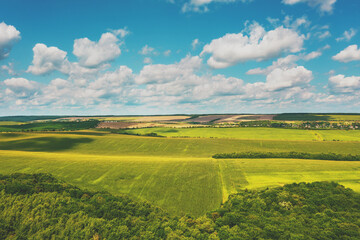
0 137 94 152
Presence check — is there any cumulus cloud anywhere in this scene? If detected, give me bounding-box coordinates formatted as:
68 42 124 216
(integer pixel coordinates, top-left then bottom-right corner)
282 0 337 13
27 42 109 80
27 43 68 75
201 23 304 68
265 66 313 91
246 55 299 75
336 28 357 42
73 32 121 68
192 75 244 99
3 77 39 98
332 45 360 63
0 22 21 60
329 74 360 93
136 55 202 84
89 66 133 90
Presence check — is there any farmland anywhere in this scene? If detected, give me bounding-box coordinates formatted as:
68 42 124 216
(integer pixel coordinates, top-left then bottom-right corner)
1 125 360 216
124 127 360 141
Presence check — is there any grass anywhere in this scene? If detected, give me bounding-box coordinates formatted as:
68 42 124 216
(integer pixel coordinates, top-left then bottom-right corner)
0 150 222 216
1 130 360 216
0 149 359 215
124 127 360 142
2 131 360 157
0 121 24 126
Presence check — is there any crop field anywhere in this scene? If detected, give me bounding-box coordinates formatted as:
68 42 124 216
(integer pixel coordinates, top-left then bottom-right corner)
1 129 360 216
124 127 360 141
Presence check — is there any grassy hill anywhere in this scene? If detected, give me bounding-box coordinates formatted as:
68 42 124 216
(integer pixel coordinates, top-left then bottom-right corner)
1 173 359 239
123 127 360 142
1 130 360 216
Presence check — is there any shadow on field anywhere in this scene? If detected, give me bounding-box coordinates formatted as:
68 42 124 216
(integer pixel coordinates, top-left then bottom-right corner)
50 131 108 136
0 133 24 138
0 137 93 152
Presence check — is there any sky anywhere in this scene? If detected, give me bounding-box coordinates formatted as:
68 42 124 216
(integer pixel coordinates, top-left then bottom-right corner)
0 0 359 115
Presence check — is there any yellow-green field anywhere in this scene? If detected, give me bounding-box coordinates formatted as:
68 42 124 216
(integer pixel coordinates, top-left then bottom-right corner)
1 129 360 216
124 127 360 141
0 121 25 126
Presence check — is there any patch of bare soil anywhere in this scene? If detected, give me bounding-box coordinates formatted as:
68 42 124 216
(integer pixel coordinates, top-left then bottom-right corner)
96 122 138 129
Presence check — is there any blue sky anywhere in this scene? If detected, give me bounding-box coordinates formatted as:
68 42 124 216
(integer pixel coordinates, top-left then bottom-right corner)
0 0 359 115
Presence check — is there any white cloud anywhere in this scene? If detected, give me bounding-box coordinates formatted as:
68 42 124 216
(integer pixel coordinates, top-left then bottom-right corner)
164 50 171 56
246 55 299 75
329 74 360 93
1 63 16 76
201 23 304 68
192 39 200 49
332 45 360 63
136 55 202 84
0 22 21 60
317 31 331 39
89 66 133 90
265 66 313 91
27 43 106 80
3 77 39 98
111 27 130 38
303 50 322 61
282 0 337 13
143 57 153 64
192 75 244 99
182 0 249 13
73 32 121 68
247 51 320 76
283 16 310 29
27 43 68 75
139 45 155 55
336 28 357 42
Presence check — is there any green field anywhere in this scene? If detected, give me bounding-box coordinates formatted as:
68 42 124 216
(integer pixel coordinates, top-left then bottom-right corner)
1 130 360 216
124 127 360 141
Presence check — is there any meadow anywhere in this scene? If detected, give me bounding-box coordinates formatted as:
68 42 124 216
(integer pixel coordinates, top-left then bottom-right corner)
124 127 360 141
1 129 360 216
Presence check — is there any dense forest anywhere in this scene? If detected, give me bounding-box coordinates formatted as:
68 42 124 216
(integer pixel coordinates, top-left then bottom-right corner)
213 151 360 161
1 173 359 239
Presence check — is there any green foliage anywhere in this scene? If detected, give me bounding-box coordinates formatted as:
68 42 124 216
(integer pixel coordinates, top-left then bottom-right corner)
109 129 165 137
1 174 360 239
0 116 64 122
211 181 360 239
0 120 99 132
274 113 360 121
213 151 360 161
